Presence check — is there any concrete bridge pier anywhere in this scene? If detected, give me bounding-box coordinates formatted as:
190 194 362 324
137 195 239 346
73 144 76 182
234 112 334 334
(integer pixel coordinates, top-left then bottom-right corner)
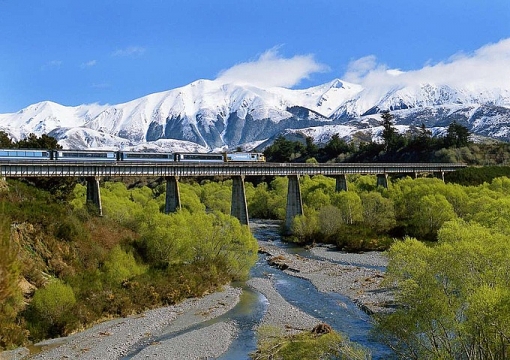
285 175 304 234
376 173 389 188
334 174 348 192
165 176 181 214
86 177 102 216
231 175 249 225
435 171 445 182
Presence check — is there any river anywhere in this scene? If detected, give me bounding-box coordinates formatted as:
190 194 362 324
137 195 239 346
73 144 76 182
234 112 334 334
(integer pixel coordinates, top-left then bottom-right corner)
131 219 391 359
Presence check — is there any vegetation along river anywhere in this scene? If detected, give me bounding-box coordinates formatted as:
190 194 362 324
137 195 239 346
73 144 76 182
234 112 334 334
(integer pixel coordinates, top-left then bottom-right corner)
123 219 391 359
24 219 392 360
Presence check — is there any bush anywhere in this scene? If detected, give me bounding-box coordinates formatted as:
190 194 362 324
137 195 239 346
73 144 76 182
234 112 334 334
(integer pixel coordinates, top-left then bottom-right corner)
102 245 147 286
252 325 370 359
27 280 78 339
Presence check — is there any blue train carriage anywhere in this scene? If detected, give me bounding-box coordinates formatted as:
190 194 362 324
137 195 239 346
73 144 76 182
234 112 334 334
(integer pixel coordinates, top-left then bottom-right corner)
119 151 175 162
225 152 266 162
54 150 117 161
0 149 52 161
175 153 225 162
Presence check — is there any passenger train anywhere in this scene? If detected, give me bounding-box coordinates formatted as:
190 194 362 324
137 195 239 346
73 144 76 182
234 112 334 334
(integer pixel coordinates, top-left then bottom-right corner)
0 149 266 163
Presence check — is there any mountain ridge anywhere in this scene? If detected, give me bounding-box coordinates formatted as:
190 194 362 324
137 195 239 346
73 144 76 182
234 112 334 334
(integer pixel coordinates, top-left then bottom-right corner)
1 77 509 151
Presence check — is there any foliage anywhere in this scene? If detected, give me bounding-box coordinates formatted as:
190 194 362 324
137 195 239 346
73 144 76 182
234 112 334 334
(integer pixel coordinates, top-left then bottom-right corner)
263 135 305 162
259 111 487 165
102 245 147 285
0 130 13 148
0 215 28 348
445 165 510 186
252 325 370 360
290 210 319 244
360 192 396 234
0 178 260 345
27 280 78 339
381 110 401 151
376 220 510 359
138 209 257 280
445 121 470 148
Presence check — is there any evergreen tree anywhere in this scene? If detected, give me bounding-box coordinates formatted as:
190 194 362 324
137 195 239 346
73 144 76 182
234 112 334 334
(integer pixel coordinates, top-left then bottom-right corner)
323 134 350 158
381 110 398 151
445 121 470 148
305 136 318 158
0 131 13 148
16 133 62 150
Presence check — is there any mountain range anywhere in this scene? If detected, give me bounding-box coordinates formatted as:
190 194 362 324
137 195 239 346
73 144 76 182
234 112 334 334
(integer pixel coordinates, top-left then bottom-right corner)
1 77 510 152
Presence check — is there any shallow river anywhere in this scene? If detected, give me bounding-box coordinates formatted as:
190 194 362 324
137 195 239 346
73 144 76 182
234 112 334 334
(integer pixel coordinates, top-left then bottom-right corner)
128 219 391 359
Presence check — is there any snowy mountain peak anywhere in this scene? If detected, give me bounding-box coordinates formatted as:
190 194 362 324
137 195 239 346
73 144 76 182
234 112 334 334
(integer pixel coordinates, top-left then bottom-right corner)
1 77 510 150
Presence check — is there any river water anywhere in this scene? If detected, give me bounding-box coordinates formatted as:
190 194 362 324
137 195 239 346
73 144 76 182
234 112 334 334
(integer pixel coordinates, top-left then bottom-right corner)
136 219 391 359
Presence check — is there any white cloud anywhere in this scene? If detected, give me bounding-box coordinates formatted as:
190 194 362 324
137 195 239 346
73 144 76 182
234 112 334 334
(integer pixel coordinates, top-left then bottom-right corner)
81 60 97 69
343 38 510 91
112 46 146 57
216 47 328 88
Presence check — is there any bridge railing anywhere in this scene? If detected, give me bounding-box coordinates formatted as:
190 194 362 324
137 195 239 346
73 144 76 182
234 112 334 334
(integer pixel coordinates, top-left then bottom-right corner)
0 162 466 178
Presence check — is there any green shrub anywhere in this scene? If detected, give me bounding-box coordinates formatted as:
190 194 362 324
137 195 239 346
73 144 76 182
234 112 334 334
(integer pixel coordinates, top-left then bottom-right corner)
27 280 78 339
252 325 370 360
103 245 147 285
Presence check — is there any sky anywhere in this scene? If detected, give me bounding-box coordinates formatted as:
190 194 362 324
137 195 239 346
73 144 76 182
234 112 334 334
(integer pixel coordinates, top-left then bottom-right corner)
0 0 509 113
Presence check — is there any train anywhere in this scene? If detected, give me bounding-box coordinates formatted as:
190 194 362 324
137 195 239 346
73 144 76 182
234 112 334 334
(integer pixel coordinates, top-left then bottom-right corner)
0 149 266 163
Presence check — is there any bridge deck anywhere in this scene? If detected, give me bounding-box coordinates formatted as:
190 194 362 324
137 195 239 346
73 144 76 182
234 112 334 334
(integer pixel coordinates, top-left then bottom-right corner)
0 162 466 177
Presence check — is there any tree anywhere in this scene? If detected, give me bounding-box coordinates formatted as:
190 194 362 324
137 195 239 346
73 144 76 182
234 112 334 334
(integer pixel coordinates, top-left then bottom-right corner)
0 131 13 148
411 194 456 240
381 110 399 151
28 280 77 339
305 136 319 158
361 192 396 233
444 121 470 148
318 205 343 239
291 210 319 243
263 136 305 162
323 133 350 158
16 133 62 150
376 220 510 359
331 191 363 225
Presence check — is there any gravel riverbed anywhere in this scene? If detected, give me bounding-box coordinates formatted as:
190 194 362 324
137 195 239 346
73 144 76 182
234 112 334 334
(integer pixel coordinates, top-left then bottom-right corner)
2 232 392 360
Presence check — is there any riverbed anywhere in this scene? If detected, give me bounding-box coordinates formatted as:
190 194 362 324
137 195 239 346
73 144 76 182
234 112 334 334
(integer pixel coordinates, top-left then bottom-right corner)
3 219 393 360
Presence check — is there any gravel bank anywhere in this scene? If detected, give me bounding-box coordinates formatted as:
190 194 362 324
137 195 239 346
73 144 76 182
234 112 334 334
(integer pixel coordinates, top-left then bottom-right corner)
259 242 393 314
27 286 241 360
131 321 237 359
247 277 321 334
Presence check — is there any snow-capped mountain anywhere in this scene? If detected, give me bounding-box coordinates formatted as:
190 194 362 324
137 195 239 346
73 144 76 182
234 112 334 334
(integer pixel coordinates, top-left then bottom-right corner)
1 78 509 151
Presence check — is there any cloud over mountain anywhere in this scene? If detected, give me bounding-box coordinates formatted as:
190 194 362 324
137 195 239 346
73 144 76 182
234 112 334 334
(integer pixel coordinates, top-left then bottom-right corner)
216 47 328 88
344 38 510 91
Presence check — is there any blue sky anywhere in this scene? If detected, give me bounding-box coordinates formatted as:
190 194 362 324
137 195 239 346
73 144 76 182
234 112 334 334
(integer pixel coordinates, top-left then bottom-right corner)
1 0 509 113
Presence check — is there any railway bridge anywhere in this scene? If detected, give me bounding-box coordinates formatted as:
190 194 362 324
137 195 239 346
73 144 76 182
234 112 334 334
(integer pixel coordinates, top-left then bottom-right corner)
0 162 466 231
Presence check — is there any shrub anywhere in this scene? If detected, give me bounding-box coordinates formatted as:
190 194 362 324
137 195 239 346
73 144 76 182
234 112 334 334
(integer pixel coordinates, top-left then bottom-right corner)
27 280 78 339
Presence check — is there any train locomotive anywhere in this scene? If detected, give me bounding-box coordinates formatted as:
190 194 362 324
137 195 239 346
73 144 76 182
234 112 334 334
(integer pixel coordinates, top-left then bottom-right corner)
0 149 266 163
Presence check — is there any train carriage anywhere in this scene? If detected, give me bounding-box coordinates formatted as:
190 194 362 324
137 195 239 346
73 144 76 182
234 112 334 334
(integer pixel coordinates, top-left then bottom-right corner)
54 150 117 161
119 152 175 162
175 153 225 162
0 149 51 161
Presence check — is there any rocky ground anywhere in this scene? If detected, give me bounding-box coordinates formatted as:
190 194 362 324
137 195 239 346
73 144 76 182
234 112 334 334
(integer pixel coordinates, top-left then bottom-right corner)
2 233 392 360
259 242 392 314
